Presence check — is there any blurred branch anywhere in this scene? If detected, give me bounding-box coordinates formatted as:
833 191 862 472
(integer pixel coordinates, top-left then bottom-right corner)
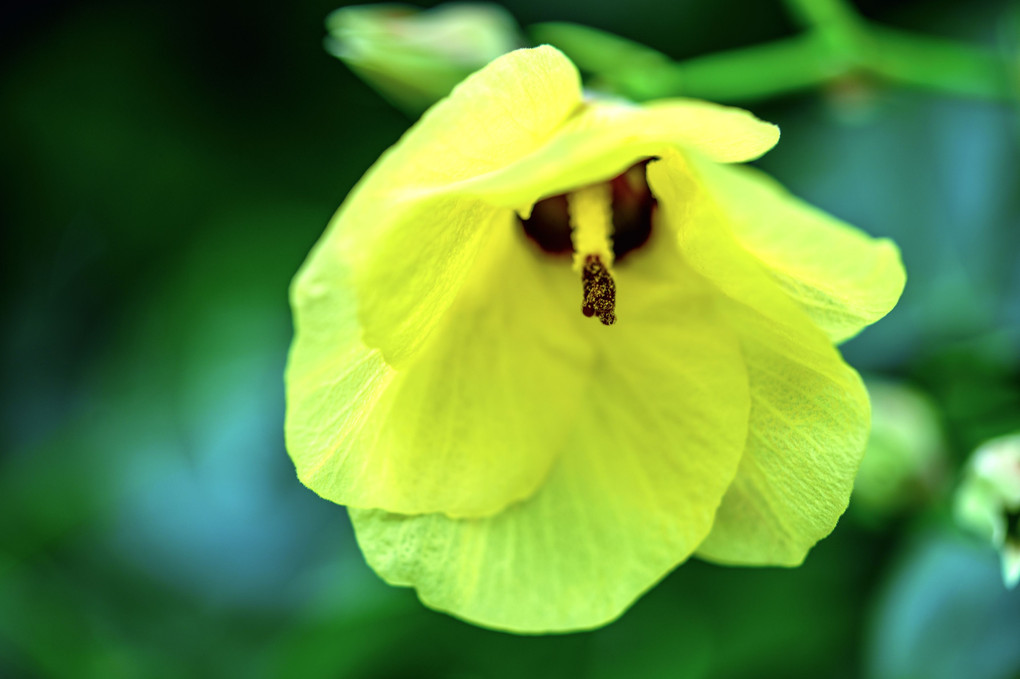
867 27 1010 101
623 35 836 102
531 0 1014 104
528 21 671 76
782 0 866 38
997 1 1020 138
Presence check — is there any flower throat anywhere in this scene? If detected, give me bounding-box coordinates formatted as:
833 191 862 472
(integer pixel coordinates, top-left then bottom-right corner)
521 162 656 326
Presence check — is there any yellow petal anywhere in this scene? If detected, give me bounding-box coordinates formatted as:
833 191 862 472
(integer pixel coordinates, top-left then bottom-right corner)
350 239 750 632
451 99 780 211
648 152 871 565
286 223 592 518
322 45 583 366
695 300 870 565
688 158 905 344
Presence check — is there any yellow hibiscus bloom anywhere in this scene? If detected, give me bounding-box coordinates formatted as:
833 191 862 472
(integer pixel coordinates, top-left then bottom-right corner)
285 45 905 633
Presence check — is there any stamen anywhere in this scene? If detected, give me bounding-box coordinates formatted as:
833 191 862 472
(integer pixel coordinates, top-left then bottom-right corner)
581 254 616 325
568 184 617 325
521 160 655 261
568 184 615 271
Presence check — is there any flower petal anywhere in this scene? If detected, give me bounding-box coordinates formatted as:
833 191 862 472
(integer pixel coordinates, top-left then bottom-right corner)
648 153 871 566
694 300 870 566
323 45 584 365
688 158 905 344
349 242 750 632
286 223 593 518
452 99 779 211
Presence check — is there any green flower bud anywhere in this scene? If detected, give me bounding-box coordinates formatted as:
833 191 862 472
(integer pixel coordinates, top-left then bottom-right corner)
325 3 523 113
851 379 947 522
954 433 1020 589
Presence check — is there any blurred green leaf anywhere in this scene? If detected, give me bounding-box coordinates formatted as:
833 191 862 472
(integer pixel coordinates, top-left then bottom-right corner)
867 529 1020 679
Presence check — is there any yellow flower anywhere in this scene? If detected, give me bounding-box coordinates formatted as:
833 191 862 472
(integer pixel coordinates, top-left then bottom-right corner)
285 46 905 633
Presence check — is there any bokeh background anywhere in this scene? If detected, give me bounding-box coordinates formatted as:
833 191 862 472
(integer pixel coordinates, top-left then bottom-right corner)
2 0 1020 677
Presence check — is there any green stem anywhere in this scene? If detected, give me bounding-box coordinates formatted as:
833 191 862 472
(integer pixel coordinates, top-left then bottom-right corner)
528 22 672 78
866 26 1011 100
633 35 839 102
529 9 1014 104
781 0 865 35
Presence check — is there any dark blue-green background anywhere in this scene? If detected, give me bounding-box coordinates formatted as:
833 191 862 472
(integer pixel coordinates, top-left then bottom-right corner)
2 1 1019 677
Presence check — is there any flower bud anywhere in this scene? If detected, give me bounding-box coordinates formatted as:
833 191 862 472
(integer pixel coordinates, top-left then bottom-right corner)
954 433 1020 588
325 3 523 113
851 379 947 522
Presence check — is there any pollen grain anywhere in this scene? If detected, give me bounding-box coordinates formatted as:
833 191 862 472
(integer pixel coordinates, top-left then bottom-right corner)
581 255 616 326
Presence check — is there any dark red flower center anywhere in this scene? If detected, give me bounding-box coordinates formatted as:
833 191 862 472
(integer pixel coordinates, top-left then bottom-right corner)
520 160 656 262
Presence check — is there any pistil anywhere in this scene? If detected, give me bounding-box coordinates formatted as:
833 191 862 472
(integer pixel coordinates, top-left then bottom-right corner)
567 184 617 326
